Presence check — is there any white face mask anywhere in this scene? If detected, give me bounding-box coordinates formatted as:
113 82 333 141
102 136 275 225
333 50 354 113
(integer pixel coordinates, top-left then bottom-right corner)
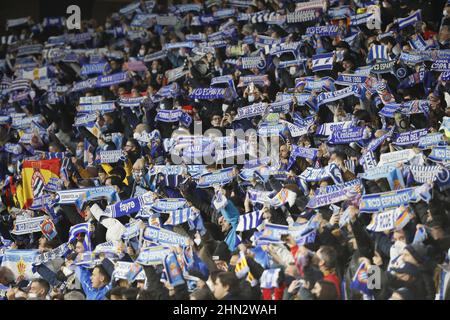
105 23 112 29
444 10 448 16
7 165 14 173
248 94 255 103
194 238 201 246
139 49 145 56
27 293 38 299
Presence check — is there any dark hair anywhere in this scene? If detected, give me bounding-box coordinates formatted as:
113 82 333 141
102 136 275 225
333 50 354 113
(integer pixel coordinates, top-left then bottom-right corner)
316 280 339 300
215 272 239 296
190 287 215 300
209 270 223 284
106 286 125 299
126 138 140 149
32 278 50 296
94 265 111 284
122 287 140 300
106 175 124 189
109 166 127 181
318 246 337 270
136 290 153 300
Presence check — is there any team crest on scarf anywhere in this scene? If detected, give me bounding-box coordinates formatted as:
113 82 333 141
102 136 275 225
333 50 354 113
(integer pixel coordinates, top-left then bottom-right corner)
31 169 45 199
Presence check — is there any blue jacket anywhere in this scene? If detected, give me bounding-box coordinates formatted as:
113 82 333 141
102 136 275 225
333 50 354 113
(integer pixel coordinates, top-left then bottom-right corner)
76 266 111 300
220 200 240 251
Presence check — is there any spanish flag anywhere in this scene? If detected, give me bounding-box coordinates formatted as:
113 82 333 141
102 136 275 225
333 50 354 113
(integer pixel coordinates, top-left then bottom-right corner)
20 159 61 209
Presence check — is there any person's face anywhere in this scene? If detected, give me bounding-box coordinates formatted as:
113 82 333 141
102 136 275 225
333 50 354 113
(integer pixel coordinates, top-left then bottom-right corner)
342 60 353 70
136 281 145 289
98 171 107 183
75 241 85 254
218 216 230 233
213 278 228 300
29 282 45 298
211 115 222 127
393 230 406 243
311 282 322 298
110 294 122 300
428 93 441 110
91 267 106 289
38 237 47 252
104 115 113 125
83 206 92 222
111 61 118 70
280 145 289 159
118 279 130 288
439 26 450 43
125 141 136 153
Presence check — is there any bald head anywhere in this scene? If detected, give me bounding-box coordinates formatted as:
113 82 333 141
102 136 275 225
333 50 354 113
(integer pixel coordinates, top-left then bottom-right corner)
0 267 15 286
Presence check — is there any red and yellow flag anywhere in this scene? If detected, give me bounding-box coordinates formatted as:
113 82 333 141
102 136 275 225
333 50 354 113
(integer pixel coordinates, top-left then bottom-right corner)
20 159 61 209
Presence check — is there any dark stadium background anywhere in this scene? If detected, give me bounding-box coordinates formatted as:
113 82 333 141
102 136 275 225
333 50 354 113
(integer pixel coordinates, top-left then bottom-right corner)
0 0 135 33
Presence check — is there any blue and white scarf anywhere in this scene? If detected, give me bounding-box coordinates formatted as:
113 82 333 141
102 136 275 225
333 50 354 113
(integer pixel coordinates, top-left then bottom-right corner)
392 129 428 146
97 150 126 164
428 146 450 164
151 199 188 213
189 87 228 100
316 121 353 136
306 25 339 37
359 183 432 213
144 50 167 63
328 126 365 145
405 165 443 185
286 9 320 24
196 167 235 188
68 222 92 250
288 145 318 169
312 52 334 72
307 182 359 208
240 55 267 70
236 210 263 232
335 74 367 86
11 215 47 235
299 163 343 184
418 133 445 150
315 85 360 107
397 10 421 30
78 102 116 113
80 62 111 77
360 151 378 170
378 149 418 167
296 76 335 92
359 165 405 191
55 186 117 205
117 96 148 108
136 246 172 266
234 102 268 120
371 60 396 74
143 225 189 247
155 109 183 122
164 207 200 226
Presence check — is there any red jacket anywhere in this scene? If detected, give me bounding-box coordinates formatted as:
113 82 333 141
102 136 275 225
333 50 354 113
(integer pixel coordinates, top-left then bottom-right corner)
323 272 341 300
